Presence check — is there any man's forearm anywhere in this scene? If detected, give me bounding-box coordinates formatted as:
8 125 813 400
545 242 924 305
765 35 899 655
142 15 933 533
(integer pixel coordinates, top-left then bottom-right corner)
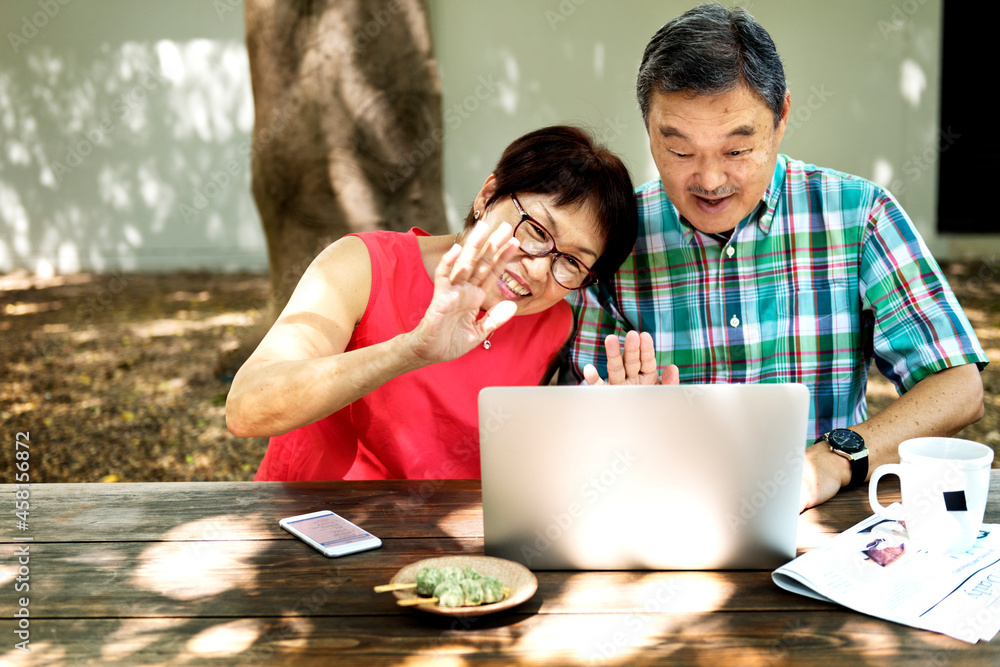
835 363 984 484
802 363 984 509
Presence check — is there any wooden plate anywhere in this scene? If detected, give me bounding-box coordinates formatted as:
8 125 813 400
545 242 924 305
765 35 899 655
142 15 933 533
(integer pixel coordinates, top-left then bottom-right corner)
390 555 538 617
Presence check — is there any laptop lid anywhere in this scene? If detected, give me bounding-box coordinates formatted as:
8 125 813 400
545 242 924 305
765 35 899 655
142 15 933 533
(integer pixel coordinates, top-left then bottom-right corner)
479 384 810 570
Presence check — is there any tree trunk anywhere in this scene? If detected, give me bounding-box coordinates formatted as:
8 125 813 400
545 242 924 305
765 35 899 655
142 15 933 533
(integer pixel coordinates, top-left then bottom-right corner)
218 0 447 376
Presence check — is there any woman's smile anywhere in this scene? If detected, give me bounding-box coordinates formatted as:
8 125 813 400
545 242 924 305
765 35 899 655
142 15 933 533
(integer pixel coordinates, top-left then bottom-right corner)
498 269 531 298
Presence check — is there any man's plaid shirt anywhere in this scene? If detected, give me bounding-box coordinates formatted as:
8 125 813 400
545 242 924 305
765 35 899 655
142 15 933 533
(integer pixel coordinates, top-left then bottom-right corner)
567 154 988 443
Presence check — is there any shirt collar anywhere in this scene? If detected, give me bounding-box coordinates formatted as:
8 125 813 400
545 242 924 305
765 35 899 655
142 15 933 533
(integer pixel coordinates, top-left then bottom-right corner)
670 153 787 243
757 153 787 235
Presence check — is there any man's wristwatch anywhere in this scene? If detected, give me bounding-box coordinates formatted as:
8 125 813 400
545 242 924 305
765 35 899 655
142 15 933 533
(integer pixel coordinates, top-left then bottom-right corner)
816 429 868 489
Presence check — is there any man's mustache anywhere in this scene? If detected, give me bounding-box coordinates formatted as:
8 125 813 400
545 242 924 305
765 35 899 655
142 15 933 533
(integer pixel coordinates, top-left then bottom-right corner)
688 185 739 197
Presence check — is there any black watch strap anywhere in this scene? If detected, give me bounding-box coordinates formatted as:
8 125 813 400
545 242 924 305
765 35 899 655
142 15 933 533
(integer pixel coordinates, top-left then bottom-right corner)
817 429 868 489
845 449 868 489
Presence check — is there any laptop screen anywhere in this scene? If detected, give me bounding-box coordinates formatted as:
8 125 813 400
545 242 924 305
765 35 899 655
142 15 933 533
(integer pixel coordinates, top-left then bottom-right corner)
479 384 810 570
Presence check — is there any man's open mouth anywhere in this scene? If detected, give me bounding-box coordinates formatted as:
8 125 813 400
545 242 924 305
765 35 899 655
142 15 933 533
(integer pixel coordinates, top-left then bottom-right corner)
696 194 731 208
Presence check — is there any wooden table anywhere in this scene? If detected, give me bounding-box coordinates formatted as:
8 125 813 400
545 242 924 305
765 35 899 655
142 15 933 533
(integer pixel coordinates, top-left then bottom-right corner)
2 474 999 666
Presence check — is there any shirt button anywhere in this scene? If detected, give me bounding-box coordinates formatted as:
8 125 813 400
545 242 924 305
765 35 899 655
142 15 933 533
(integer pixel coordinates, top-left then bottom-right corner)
725 245 735 257
730 315 740 327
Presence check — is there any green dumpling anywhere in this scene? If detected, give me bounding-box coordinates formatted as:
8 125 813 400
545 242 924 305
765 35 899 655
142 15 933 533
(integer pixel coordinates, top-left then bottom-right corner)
480 576 504 604
415 567 443 597
459 577 484 606
440 566 462 582
433 581 464 607
461 566 482 580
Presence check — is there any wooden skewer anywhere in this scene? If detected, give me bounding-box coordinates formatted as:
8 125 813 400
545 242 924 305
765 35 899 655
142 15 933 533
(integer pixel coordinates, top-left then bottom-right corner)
373 582 417 593
397 596 438 606
394 587 511 608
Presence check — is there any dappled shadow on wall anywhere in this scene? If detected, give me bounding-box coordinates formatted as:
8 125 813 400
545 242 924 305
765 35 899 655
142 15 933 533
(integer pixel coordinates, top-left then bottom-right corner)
0 39 266 275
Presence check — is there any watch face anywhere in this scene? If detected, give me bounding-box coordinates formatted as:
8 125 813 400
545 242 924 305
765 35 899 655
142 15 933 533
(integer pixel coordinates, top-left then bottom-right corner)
829 429 865 453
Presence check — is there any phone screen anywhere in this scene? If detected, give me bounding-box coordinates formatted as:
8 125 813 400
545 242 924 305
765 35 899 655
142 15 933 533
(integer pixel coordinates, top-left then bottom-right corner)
286 512 374 548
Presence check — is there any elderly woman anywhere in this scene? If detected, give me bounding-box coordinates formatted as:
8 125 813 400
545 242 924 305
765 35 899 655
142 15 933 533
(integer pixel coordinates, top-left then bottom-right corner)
227 125 637 480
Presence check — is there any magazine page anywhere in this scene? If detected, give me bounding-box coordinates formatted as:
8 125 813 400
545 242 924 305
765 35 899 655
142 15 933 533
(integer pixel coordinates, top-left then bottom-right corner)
912 557 1000 643
773 510 1000 643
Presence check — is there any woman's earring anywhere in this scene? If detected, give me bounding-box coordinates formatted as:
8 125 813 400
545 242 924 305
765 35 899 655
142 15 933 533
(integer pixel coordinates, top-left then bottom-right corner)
474 210 481 220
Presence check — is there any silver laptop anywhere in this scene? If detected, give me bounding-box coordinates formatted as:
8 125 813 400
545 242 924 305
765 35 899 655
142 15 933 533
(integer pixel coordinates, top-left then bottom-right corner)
479 384 810 570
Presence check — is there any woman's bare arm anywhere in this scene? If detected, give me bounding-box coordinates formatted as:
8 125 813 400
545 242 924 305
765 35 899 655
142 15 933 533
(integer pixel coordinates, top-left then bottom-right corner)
226 223 520 437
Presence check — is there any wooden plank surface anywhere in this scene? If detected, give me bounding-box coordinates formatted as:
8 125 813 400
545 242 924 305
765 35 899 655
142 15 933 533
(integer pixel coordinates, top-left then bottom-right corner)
2 480 485 542
0 538 837 618
1 611 995 666
1 475 998 666
2 476 938 544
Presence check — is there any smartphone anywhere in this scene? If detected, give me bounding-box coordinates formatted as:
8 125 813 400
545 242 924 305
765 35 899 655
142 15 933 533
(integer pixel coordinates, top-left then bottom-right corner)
279 510 382 558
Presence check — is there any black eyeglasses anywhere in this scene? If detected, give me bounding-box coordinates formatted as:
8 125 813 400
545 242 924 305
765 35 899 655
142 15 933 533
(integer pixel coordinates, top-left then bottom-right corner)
509 193 598 290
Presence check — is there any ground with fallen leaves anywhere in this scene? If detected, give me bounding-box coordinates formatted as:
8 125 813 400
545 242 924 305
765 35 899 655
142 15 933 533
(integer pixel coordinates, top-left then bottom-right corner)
2 262 998 483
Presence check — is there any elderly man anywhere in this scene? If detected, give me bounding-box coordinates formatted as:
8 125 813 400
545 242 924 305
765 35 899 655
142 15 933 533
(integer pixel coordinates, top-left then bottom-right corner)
568 3 988 509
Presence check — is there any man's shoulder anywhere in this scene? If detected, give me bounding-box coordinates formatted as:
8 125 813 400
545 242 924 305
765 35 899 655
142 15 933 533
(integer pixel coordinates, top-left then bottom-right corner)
781 155 880 192
779 155 893 210
635 177 667 201
634 178 676 218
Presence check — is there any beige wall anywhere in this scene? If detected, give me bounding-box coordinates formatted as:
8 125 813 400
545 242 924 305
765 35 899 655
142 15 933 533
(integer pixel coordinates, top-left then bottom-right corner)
0 0 993 274
429 0 996 260
0 0 261 274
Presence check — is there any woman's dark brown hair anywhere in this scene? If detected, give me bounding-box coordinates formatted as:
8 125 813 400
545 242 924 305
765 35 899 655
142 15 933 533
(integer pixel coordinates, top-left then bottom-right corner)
464 125 638 285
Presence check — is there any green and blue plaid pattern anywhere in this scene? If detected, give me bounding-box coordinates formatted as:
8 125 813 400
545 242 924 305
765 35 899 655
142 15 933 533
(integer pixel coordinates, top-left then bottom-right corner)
567 154 989 442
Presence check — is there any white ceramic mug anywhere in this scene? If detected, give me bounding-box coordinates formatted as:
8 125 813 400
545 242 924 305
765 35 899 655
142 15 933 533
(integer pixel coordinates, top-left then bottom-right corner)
868 437 994 554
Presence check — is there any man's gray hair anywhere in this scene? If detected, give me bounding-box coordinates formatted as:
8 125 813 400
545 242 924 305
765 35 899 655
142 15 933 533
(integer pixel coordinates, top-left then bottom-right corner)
636 3 787 128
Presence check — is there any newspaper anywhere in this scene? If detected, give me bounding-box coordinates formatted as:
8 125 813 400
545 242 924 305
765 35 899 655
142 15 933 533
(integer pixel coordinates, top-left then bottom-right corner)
773 508 1000 643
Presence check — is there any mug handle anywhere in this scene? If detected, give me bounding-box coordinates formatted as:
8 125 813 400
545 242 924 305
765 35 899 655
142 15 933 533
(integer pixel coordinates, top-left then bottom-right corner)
868 463 904 520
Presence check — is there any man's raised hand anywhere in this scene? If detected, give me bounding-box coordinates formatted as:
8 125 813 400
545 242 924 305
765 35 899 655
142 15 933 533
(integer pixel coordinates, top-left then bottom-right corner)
582 331 679 386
